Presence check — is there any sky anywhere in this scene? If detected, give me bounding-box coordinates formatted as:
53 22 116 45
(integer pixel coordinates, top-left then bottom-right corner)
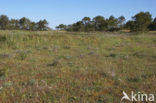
0 0 156 29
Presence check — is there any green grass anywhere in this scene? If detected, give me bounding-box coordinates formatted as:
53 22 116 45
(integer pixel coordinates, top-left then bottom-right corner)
0 30 156 103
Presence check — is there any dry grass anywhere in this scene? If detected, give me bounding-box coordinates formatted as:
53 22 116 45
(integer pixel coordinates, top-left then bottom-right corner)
0 30 156 103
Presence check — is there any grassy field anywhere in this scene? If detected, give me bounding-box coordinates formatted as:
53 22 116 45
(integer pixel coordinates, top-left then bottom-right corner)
0 30 156 103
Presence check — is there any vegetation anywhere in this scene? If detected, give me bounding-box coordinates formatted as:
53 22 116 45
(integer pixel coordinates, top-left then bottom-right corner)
148 17 156 31
0 15 49 31
0 30 156 102
1 11 156 33
127 12 152 32
57 11 156 33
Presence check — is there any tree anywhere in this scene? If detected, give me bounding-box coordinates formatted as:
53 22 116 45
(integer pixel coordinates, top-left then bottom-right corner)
9 19 19 30
0 14 49 31
82 17 93 32
0 15 9 30
148 17 156 30
118 16 126 29
56 24 67 30
19 17 31 30
93 16 107 31
37 19 48 31
30 22 38 31
125 20 135 30
66 25 73 31
82 17 91 25
131 12 152 32
72 21 84 32
106 16 118 31
154 18 156 24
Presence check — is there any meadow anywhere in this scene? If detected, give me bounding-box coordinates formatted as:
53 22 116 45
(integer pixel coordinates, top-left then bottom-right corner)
0 30 156 103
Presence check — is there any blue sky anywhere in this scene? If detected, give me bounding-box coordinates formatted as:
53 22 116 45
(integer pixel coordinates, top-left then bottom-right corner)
0 0 156 28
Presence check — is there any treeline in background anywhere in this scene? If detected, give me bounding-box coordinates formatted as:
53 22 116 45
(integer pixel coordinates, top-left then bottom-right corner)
0 11 156 32
0 15 49 31
56 12 156 33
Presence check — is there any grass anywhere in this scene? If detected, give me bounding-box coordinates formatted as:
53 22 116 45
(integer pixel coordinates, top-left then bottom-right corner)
0 30 156 103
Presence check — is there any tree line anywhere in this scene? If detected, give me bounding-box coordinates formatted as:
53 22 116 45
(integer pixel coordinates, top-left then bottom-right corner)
56 11 156 33
1 12 156 32
0 15 49 31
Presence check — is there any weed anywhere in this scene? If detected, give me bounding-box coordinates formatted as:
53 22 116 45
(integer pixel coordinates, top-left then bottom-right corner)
0 35 7 42
0 30 155 103
16 51 28 60
0 67 8 77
